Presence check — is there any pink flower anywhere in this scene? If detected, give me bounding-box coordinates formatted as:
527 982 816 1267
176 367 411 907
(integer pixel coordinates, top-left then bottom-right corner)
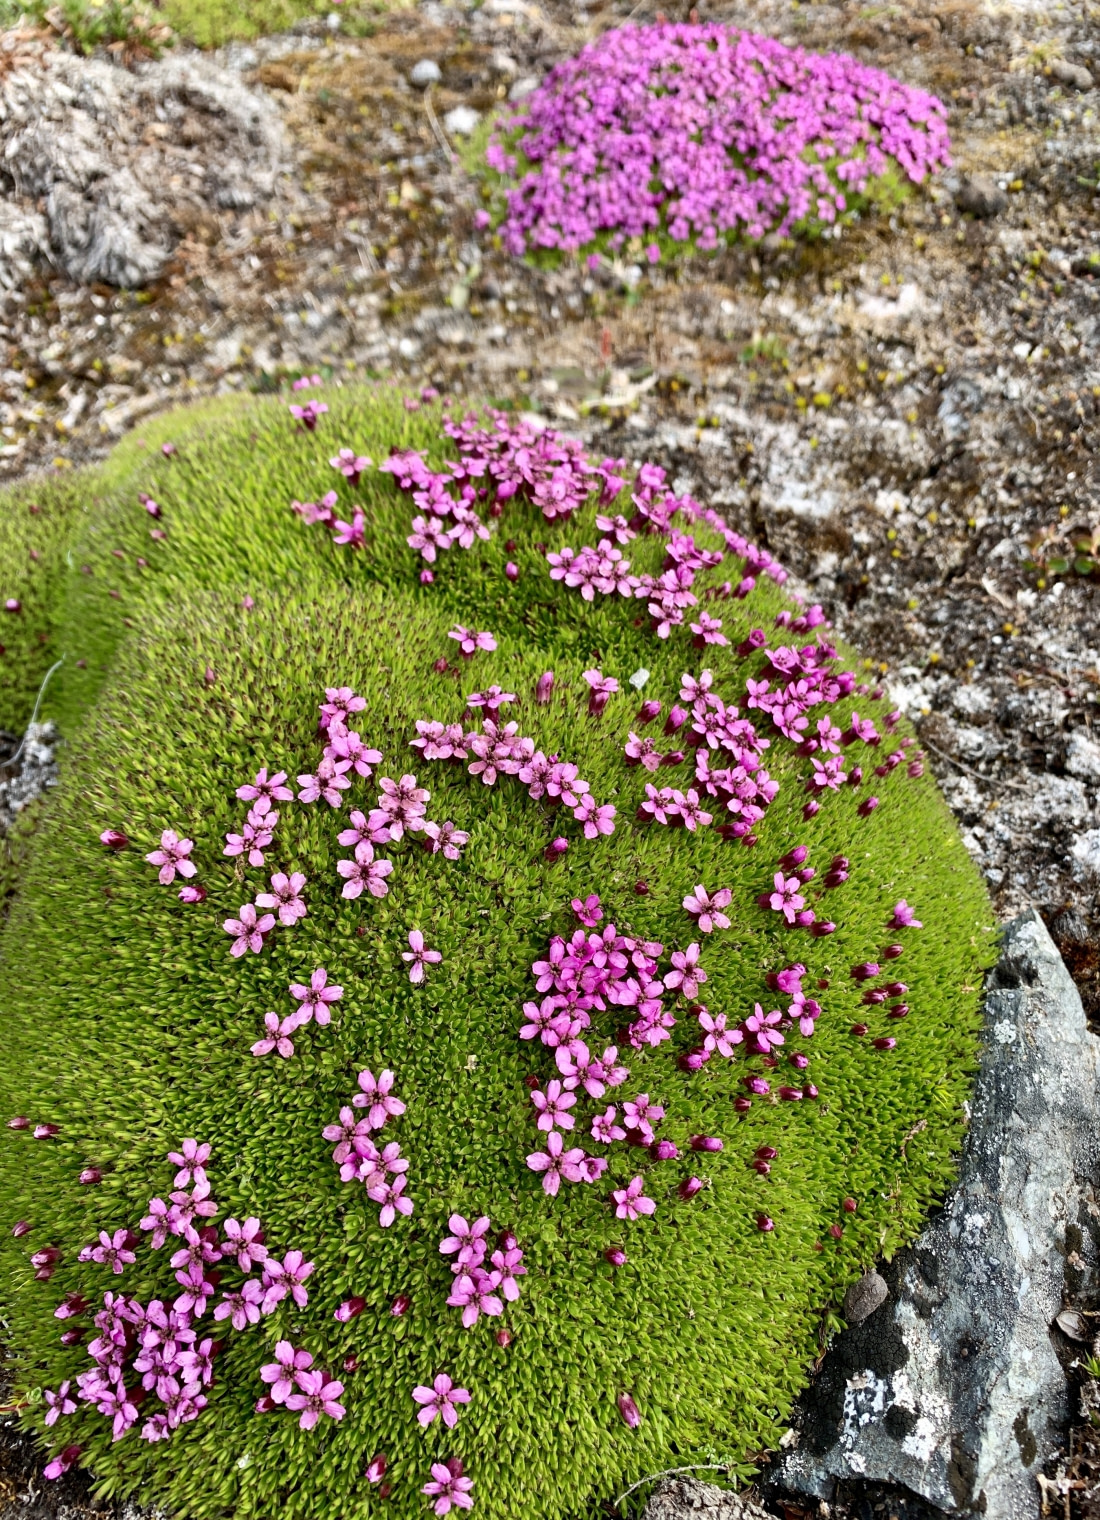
448 625 498 657
44 1445 82 1480
167 1138 210 1187
251 1010 296 1058
744 1003 785 1053
571 893 602 927
768 872 806 923
591 1105 626 1144
261 1341 313 1404
145 829 197 885
573 795 617 839
664 943 706 999
422 1458 475 1515
297 756 352 807
530 1080 576 1132
446 1267 504 1326
224 903 275 957
255 871 307 927
698 1009 742 1058
890 899 923 929
337 843 393 899
422 821 469 860
43 1382 77 1426
367 1172 414 1227
413 1373 471 1428
290 400 328 430
214 1278 265 1330
286 1370 345 1430
260 1251 314 1313
526 1130 587 1196
353 1069 405 1128
330 448 371 485
682 884 732 933
402 929 442 984
583 668 620 716
289 967 343 1027
439 1214 491 1267
612 1176 656 1221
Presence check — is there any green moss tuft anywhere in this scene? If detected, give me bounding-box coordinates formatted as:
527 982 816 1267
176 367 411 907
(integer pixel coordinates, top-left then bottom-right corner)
0 386 995 1520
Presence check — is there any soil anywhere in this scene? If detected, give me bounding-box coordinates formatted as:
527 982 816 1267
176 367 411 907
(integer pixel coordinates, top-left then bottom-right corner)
0 0 1098 1511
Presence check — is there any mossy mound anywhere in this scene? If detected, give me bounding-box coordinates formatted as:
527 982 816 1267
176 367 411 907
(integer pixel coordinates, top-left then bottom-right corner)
0 386 994 1520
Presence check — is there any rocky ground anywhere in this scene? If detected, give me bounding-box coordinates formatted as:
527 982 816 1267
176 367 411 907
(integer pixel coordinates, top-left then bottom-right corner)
0 0 1098 1512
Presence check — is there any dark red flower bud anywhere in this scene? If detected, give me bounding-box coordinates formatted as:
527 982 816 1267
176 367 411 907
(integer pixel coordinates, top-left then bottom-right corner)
736 628 766 655
255 1395 276 1413
678 1175 704 1199
908 761 925 778
743 1076 770 1095
884 982 908 997
829 1224 843 1239
637 699 661 724
690 1135 723 1152
12 1221 31 1238
55 1294 88 1319
888 1003 909 1020
535 671 554 704
858 796 880 816
794 909 816 927
334 1297 366 1323
60 1328 85 1346
30 1248 58 1268
651 1139 680 1161
78 1168 102 1185
524 1074 541 1090
496 1328 512 1346
804 1083 819 1099
751 1159 771 1175
777 1086 804 1101
544 837 569 861
863 988 888 1004
433 657 448 674
883 943 904 960
678 1048 708 1072
8 1117 29 1130
505 562 519 582
810 920 836 937
99 829 128 850
802 800 820 820
605 1247 627 1267
873 1036 897 1050
756 1214 775 1232
390 1294 410 1317
797 867 816 883
843 1197 858 1213
634 879 649 896
848 766 863 786
733 1096 753 1112
660 749 685 766
343 1356 360 1373
499 1230 517 1251
366 1454 387 1484
851 962 880 981
850 1023 868 1037
780 846 808 868
789 1052 809 1070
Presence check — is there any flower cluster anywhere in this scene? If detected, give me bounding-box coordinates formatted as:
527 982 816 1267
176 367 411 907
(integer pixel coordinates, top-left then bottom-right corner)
250 968 344 1058
258 1340 345 1430
439 1214 525 1328
412 706 616 843
484 23 950 257
40 1142 316 1458
323 1068 413 1228
225 770 293 870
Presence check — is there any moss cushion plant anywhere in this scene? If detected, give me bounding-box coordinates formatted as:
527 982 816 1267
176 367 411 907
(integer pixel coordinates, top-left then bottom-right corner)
0 384 994 1519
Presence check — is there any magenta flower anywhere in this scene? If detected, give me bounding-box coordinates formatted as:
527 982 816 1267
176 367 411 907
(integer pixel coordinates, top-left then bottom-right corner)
526 1130 587 1196
535 670 555 704
448 625 497 657
491 1244 526 1300
337 843 393 899
330 448 372 485
168 1138 210 1187
224 903 275 957
255 871 308 927
583 668 620 716
100 829 128 850
530 1079 576 1132
571 893 602 927
367 1173 414 1227
261 1250 314 1313
179 884 207 904
261 1341 314 1404
290 400 328 430
698 1009 742 1058
890 899 923 929
440 1214 491 1267
612 1176 656 1221
43 1382 77 1426
402 929 442 984
423 1458 475 1516
768 872 806 923
422 820 469 860
297 756 352 807
413 1373 471 1429
366 1454 388 1485
145 829 197 885
447 1268 504 1326
573 796 617 839
222 1216 267 1271
353 1068 405 1128
214 1279 265 1331
744 1003 785 1053
81 1228 136 1274
683 885 732 933
591 1105 626 1144
664 943 706 999
251 1010 296 1058
285 1370 345 1430
44 1445 82 1480
289 968 343 1027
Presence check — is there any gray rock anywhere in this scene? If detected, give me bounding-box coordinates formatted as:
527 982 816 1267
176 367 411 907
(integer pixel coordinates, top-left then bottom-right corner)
1066 728 1100 783
643 1476 770 1520
443 105 480 136
409 59 442 87
843 1271 888 1326
1048 59 1094 91
775 910 1100 1517
508 75 540 102
954 175 1007 218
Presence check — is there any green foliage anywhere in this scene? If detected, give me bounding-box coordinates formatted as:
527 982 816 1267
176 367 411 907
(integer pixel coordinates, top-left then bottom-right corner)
0 0 172 55
0 0 389 50
0 386 995 1520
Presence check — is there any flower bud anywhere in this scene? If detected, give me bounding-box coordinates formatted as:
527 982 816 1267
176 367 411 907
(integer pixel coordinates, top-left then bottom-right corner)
736 628 766 655
255 1395 275 1413
882 943 904 960
810 920 836 937
390 1293 410 1317
433 657 448 673
663 705 688 735
496 1328 512 1346
743 1076 770 1095
634 879 649 896
804 1083 819 1099
908 761 925 778
756 1146 778 1161
637 699 661 724
802 800 820 820
780 846 808 868
605 1247 627 1267
55 1294 88 1318
690 1135 723 1153
733 1097 753 1112
848 766 863 786
862 988 887 1004
752 1158 771 1175
828 1224 843 1239
843 1197 858 1213
857 795 880 816
12 1221 31 1238
505 561 519 582
99 829 129 850
788 1052 809 1070
59 1328 84 1346
617 1392 641 1429
178 884 207 904
34 1124 59 1138
873 1036 897 1050
78 1168 101 1186
535 671 555 705
334 1296 366 1323
850 1023 868 1037
544 837 569 861
420 569 435 585
851 962 880 981
343 1356 360 1373
888 1003 909 1020
7 1117 29 1130
678 1048 708 1072
678 1175 704 1200
660 749 685 766
756 1214 775 1232
794 909 816 928
366 1455 388 1485
651 1139 680 1161
778 1086 803 1101
884 982 908 997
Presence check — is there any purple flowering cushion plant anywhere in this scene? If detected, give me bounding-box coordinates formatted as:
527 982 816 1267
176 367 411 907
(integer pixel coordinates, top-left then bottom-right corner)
0 386 993 1520
469 23 950 263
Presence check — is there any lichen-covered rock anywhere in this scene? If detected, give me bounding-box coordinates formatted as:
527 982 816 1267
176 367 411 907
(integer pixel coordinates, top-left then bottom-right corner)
775 910 1100 1517
643 1476 770 1519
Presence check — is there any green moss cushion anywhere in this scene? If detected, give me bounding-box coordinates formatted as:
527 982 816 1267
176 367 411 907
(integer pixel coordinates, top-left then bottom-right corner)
0 387 993 1520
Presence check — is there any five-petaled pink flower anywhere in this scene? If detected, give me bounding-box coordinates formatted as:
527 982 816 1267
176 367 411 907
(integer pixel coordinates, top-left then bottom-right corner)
286 1370 346 1430
413 1373 471 1429
612 1176 656 1221
237 769 294 803
423 1458 475 1516
289 968 343 1027
530 1079 576 1132
423 821 469 860
224 903 275 957
337 843 393 899
890 900 923 929
251 1011 296 1058
43 1383 77 1427
448 625 497 657
145 830 197 885
402 930 442 984
683 885 732 933
222 1216 267 1271
353 1069 405 1128
571 893 602 926
167 1138 210 1187
255 872 308 927
260 1340 313 1403
526 1130 586 1196
664 943 706 999
261 1251 314 1313
368 1173 414 1227
769 872 805 923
